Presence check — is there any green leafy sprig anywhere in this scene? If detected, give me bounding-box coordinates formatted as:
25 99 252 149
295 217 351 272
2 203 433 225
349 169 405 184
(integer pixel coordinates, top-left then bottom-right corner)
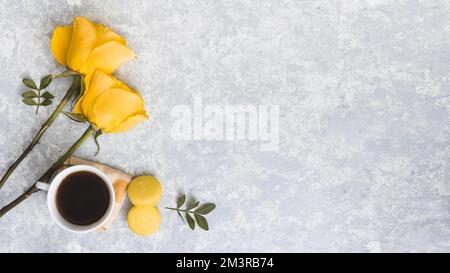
165 194 216 231
21 75 55 114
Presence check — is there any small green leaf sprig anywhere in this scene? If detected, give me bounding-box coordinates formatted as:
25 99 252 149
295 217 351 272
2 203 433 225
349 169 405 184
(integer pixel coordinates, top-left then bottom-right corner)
165 194 216 231
21 75 55 114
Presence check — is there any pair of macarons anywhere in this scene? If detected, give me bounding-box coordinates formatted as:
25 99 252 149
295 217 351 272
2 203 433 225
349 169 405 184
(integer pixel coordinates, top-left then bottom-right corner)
127 176 162 236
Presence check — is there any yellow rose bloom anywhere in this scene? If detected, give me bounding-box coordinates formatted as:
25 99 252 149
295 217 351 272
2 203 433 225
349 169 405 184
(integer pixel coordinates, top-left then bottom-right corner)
51 16 135 75
74 70 148 133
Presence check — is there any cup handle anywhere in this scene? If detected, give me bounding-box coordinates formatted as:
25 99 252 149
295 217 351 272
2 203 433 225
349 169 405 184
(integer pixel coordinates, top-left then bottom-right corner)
35 182 50 192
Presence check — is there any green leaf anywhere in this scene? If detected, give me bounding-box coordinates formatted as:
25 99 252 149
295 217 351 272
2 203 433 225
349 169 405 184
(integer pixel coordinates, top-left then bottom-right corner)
186 213 195 230
41 92 54 99
21 90 38 98
195 203 216 215
39 75 53 89
93 130 102 156
63 111 86 123
177 194 186 209
40 99 52 106
23 78 38 90
22 98 37 106
194 213 209 231
187 200 200 210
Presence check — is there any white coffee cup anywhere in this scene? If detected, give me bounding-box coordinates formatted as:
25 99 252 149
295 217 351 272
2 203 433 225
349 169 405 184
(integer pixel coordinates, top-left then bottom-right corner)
36 165 115 233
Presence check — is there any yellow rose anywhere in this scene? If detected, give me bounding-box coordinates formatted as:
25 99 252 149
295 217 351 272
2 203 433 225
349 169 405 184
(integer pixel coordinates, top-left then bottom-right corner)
74 70 148 133
51 16 135 75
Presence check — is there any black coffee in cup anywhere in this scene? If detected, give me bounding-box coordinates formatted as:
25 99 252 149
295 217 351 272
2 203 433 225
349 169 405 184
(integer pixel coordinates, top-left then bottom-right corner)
56 171 110 226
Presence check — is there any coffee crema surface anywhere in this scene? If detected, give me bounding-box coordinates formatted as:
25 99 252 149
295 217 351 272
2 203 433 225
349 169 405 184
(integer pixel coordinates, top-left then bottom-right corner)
56 171 110 226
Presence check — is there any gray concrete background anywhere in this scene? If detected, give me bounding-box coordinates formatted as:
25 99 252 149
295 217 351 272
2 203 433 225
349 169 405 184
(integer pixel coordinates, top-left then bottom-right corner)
1 0 450 252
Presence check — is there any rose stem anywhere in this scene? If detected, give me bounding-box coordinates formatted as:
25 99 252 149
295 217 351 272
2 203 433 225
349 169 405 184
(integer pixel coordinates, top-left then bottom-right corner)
0 72 81 192
0 125 95 218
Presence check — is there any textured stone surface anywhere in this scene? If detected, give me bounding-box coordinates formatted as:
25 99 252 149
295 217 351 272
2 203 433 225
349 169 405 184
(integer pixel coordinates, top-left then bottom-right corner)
1 0 450 252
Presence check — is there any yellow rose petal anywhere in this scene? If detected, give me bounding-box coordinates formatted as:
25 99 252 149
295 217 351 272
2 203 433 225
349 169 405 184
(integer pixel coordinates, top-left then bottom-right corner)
94 23 126 46
73 99 83 114
80 71 115 119
87 41 135 74
108 112 148 133
127 206 161 236
113 78 133 91
73 72 94 114
92 87 143 132
83 70 94 91
50 26 72 65
127 176 162 207
66 16 97 74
